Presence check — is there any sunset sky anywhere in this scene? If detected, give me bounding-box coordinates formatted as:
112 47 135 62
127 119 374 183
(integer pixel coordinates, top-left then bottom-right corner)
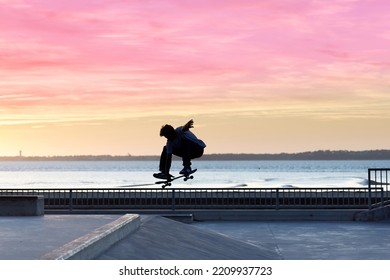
1 0 389 156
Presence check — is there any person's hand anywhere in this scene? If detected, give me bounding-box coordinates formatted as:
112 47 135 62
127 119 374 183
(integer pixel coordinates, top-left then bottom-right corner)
187 119 194 129
183 119 194 131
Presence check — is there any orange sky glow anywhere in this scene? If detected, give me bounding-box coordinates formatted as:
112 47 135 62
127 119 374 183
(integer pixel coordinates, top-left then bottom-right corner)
1 0 390 156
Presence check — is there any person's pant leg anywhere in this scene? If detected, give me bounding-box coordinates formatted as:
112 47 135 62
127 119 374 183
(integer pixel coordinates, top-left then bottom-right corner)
159 146 167 172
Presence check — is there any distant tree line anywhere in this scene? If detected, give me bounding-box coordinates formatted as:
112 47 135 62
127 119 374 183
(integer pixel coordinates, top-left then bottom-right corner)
1 150 390 161
200 150 390 160
0 154 157 161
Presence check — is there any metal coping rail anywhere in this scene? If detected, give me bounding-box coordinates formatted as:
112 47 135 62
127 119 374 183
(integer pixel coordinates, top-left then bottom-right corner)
0 187 385 211
368 168 390 210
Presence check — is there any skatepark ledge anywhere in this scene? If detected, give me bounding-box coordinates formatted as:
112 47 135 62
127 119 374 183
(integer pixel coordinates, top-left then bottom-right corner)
41 214 140 260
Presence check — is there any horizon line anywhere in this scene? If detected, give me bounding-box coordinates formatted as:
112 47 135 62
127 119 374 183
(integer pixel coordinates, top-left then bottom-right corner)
1 149 390 159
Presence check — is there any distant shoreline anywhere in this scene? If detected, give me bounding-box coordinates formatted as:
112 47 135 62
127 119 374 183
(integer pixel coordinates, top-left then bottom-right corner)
1 150 390 161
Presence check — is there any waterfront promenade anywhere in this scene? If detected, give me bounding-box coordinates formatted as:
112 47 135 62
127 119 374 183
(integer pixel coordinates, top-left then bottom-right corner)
1 213 390 260
2 168 389 260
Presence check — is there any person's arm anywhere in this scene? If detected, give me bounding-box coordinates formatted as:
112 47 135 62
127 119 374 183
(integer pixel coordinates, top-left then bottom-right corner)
182 119 194 132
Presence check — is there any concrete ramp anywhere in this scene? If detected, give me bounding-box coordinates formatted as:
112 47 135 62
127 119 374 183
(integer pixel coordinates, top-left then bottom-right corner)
355 205 390 221
97 216 282 260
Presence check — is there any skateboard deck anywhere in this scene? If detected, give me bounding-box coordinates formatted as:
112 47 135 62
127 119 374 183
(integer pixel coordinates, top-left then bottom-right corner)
155 169 197 188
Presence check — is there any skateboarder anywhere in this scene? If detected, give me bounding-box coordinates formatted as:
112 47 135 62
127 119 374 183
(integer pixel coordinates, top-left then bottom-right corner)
153 119 206 180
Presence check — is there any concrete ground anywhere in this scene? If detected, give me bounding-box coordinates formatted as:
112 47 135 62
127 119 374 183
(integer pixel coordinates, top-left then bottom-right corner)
97 216 390 260
1 214 390 260
97 215 281 260
0 215 120 260
192 220 390 260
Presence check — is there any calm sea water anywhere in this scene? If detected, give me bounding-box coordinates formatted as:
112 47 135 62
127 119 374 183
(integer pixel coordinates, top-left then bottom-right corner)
0 160 389 189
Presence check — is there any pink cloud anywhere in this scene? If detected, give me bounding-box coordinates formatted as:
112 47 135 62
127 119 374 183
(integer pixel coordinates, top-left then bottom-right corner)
1 0 389 110
1 0 390 155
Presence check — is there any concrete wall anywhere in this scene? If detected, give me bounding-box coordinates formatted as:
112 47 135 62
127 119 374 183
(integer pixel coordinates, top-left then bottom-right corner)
0 195 44 216
191 209 361 221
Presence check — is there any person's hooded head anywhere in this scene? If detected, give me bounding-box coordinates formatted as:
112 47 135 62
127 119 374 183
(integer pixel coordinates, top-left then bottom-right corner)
160 124 176 141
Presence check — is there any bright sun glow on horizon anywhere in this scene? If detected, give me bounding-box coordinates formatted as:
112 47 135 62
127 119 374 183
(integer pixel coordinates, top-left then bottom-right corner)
1 0 390 156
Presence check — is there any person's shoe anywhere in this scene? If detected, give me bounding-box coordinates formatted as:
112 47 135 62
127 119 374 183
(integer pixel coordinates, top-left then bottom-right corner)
153 172 169 180
179 167 192 176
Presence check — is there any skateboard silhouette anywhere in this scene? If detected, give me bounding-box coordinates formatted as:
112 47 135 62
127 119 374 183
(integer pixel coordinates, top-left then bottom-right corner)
155 169 197 188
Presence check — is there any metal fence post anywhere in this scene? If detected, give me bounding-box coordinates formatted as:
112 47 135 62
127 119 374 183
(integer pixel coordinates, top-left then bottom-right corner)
171 189 176 211
69 189 73 211
368 169 372 210
381 187 384 208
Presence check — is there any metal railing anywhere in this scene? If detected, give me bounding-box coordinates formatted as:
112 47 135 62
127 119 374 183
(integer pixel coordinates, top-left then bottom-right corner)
368 168 390 209
0 187 382 212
